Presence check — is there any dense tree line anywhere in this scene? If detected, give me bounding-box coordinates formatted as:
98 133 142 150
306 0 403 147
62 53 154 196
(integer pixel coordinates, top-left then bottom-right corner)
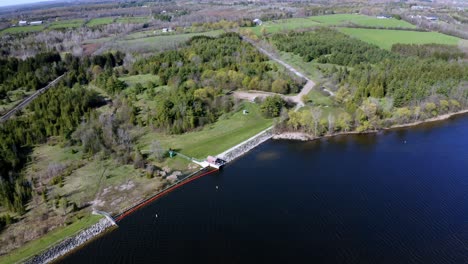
272 29 468 108
0 52 66 100
271 28 468 133
391 43 465 61
0 86 100 214
270 28 396 66
131 33 301 133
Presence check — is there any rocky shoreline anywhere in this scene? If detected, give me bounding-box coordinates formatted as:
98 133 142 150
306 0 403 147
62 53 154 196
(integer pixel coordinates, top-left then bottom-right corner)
25 218 114 264
218 127 273 162
272 109 468 142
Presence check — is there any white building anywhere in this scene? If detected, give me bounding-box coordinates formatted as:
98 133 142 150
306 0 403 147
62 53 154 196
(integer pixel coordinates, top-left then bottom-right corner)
18 20 27 26
30 21 43 25
253 18 262 26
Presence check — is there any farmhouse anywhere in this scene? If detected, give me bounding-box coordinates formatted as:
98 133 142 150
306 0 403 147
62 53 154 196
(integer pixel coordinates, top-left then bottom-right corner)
253 18 262 26
18 20 27 26
30 21 43 25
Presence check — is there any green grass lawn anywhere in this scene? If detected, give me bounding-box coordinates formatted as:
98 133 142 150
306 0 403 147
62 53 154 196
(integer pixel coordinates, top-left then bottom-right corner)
115 16 150 24
0 215 102 264
139 102 273 159
114 30 224 53
0 25 44 35
250 18 320 36
86 17 115 27
305 90 334 106
49 19 85 29
310 14 416 28
119 74 160 88
338 28 461 50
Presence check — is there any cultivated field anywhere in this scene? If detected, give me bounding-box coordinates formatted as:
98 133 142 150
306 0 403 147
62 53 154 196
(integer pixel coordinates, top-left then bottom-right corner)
310 14 416 28
115 16 150 24
48 19 85 29
86 17 115 27
338 28 461 49
251 18 321 35
0 25 44 35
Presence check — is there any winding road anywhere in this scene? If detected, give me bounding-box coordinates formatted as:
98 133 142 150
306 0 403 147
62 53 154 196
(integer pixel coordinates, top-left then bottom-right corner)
235 37 334 109
0 74 65 123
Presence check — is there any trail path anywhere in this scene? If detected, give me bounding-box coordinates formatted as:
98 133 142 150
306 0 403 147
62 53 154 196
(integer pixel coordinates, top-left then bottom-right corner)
234 37 334 109
0 74 65 123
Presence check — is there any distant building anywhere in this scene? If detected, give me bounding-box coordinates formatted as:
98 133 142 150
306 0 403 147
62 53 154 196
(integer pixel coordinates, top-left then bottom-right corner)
162 27 173 33
376 14 391 19
425 16 438 21
253 18 262 26
18 20 27 26
30 21 43 25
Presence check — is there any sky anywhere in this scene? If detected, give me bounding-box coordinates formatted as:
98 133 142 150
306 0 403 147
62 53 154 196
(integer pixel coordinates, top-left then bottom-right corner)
0 0 54 8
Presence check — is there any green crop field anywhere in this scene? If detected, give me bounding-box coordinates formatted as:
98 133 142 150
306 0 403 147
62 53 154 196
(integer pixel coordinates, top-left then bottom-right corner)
310 14 416 28
115 16 150 24
251 18 321 35
49 19 85 29
86 17 115 27
338 28 461 50
0 25 44 35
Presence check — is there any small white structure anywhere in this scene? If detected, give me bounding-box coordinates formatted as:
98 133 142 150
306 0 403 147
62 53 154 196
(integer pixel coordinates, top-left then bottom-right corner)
162 27 173 33
18 20 27 26
30 21 43 25
253 18 262 26
425 16 438 21
376 15 391 19
243 109 249 115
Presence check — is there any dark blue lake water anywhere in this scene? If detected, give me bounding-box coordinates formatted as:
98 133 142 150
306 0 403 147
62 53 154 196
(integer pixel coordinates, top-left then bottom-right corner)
60 116 468 264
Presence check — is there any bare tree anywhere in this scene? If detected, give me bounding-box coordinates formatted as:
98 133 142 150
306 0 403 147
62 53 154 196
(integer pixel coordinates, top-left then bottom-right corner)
311 108 322 137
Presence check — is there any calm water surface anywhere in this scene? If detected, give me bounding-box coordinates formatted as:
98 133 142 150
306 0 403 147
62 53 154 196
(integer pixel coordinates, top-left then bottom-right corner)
61 116 468 264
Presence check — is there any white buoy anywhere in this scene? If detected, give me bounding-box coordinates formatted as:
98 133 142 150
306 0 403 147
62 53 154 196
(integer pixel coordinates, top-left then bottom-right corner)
155 214 158 218
216 186 218 189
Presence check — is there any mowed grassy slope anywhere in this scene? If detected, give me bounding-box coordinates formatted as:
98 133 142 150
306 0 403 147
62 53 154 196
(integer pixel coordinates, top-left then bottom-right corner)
49 19 85 29
338 28 461 50
251 18 320 35
86 17 115 27
139 102 273 159
0 215 102 264
310 14 416 28
0 25 44 35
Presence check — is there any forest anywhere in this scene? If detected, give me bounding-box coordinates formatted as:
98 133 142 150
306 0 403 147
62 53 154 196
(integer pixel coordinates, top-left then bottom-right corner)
271 28 468 133
0 52 66 100
129 33 300 133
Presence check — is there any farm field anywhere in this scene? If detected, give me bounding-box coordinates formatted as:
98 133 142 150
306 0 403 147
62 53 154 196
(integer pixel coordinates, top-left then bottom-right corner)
0 25 44 35
49 19 85 29
251 18 320 35
139 102 273 160
115 16 150 24
338 28 461 49
310 14 416 28
86 17 115 27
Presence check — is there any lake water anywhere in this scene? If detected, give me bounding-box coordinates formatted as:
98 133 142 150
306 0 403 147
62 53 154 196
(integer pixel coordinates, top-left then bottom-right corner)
60 116 468 264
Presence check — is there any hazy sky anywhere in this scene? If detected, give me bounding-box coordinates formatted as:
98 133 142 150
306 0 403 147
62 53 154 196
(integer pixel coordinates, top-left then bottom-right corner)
0 0 54 7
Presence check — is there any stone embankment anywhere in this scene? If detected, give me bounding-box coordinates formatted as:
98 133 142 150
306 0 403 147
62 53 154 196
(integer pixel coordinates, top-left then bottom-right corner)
25 218 114 264
218 127 273 162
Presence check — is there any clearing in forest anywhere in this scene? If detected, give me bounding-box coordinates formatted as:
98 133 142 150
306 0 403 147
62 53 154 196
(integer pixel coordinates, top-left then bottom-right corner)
338 28 461 50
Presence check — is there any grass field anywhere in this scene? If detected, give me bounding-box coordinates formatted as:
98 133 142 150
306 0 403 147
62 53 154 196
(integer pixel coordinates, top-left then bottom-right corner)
0 215 102 264
115 16 150 24
251 18 320 35
338 28 461 50
86 17 115 27
114 30 224 53
310 14 416 28
49 19 85 29
139 102 273 159
0 25 44 35
119 74 160 87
